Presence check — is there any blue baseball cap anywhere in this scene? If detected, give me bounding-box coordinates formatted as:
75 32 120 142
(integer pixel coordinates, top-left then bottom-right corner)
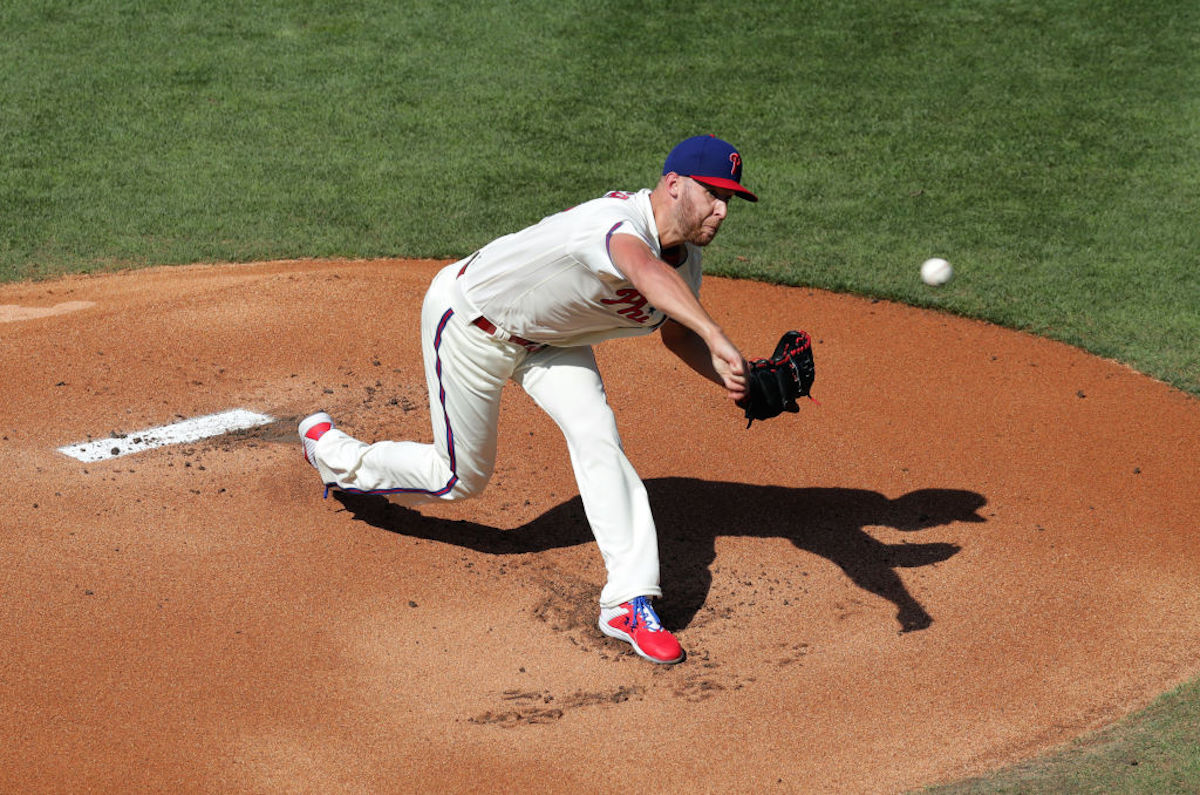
663 135 758 202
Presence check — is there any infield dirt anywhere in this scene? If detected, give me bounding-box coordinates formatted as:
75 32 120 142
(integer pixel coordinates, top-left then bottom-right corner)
2 259 1198 792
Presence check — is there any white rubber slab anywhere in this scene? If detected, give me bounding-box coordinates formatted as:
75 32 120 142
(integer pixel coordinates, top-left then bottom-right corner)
58 409 274 463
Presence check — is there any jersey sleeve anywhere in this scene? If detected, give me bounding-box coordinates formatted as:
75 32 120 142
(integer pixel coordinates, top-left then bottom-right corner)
570 197 657 282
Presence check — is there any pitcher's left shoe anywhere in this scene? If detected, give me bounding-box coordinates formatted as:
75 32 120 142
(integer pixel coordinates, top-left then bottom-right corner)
598 596 684 664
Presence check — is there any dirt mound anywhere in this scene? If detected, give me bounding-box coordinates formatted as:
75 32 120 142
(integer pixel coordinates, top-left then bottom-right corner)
2 258 1197 792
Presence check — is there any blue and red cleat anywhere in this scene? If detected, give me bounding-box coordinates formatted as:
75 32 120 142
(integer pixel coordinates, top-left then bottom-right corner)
599 596 684 664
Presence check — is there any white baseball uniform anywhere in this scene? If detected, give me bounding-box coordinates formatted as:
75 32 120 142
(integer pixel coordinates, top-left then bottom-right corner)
308 188 702 608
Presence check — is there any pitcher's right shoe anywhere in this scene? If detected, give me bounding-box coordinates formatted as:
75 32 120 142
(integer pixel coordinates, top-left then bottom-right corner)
298 411 334 471
598 596 685 664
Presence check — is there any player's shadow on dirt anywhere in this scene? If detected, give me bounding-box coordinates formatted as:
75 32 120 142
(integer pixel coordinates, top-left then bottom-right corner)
332 478 984 633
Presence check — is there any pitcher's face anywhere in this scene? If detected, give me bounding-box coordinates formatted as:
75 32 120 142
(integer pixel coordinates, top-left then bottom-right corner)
679 177 732 246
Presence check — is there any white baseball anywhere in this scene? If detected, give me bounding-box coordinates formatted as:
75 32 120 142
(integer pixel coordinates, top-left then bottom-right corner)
920 257 953 286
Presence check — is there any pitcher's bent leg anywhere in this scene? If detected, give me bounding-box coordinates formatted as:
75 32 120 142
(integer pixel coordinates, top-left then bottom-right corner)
311 432 457 503
310 263 515 505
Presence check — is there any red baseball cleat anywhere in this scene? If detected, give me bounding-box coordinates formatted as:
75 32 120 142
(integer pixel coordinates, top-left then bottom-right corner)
298 411 334 468
598 596 684 664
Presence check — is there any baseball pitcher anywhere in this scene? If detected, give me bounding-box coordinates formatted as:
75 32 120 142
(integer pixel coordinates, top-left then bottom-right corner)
299 135 814 664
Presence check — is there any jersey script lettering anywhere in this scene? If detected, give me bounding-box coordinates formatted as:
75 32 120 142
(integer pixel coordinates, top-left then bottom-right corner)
600 287 655 323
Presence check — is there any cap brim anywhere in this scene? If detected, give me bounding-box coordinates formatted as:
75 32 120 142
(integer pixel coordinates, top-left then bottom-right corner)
691 175 758 202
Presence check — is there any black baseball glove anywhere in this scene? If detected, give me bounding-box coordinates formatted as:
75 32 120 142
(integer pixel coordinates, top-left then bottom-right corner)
736 330 816 427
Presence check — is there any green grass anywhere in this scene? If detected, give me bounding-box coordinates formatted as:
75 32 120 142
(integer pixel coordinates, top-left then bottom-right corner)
925 677 1200 793
2 1 1199 789
2 1 1197 394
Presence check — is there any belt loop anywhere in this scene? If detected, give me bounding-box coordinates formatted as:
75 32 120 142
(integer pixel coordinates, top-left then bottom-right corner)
490 323 512 343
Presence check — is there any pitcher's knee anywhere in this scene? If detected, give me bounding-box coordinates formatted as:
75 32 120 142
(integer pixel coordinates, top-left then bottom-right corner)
444 470 491 501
